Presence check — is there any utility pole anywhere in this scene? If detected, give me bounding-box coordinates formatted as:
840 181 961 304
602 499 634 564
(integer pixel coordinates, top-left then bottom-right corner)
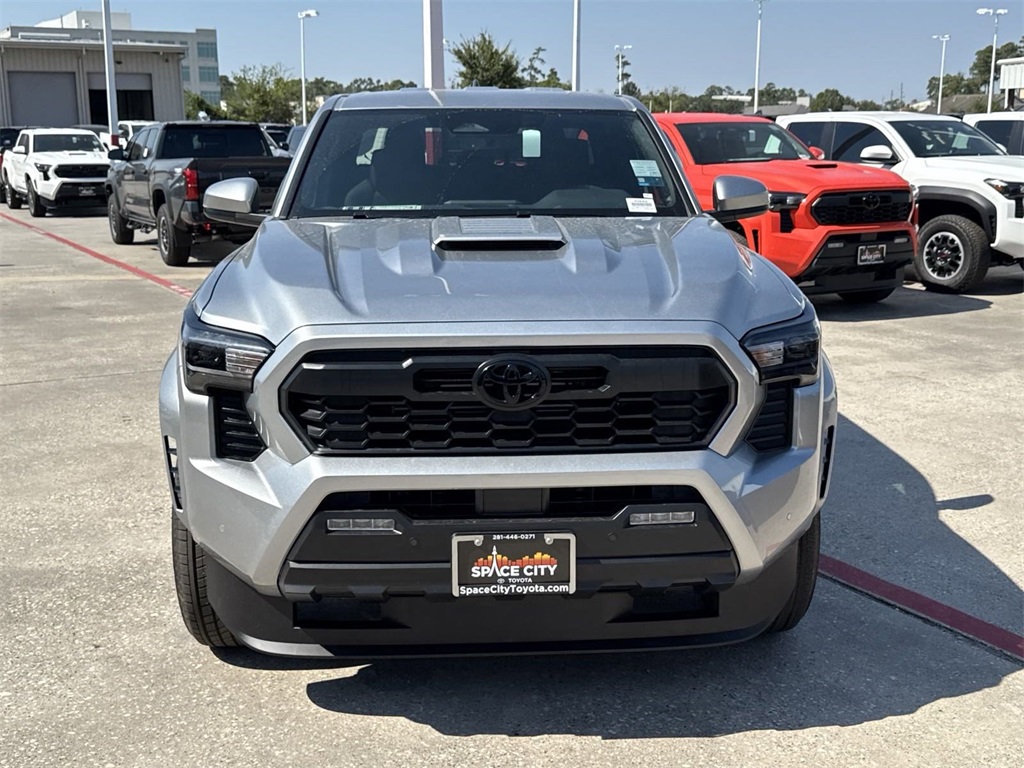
976 8 1009 113
933 34 950 113
100 0 119 144
571 0 581 91
753 0 767 113
423 0 445 89
298 9 318 125
614 44 632 96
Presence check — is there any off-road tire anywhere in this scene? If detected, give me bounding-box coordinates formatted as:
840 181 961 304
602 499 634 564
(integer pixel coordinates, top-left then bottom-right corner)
3 176 18 209
26 180 45 217
171 511 237 648
838 287 895 304
915 215 990 293
767 513 820 633
108 196 135 244
157 205 191 266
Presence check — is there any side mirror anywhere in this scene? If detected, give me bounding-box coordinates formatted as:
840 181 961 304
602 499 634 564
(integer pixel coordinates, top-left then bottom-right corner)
710 175 769 223
12 145 26 155
860 145 895 163
108 148 124 161
203 177 265 228
809 146 825 160
996 143 1008 154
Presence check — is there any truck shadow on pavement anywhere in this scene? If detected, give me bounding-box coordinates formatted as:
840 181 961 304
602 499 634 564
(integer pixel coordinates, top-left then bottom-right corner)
216 412 1024 736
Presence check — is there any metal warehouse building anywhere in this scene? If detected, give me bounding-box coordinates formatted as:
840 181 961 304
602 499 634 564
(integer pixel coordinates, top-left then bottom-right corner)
0 37 186 127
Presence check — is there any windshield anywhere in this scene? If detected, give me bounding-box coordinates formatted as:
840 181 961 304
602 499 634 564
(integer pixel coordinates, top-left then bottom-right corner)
35 133 103 153
892 120 1005 158
675 121 812 164
159 126 271 159
290 108 688 218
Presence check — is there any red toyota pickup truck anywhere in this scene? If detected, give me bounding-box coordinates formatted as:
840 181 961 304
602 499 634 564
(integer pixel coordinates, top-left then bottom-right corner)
656 113 917 303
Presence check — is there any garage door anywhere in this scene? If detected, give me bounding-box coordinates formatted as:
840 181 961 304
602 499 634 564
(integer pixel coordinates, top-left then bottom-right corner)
9 72 78 127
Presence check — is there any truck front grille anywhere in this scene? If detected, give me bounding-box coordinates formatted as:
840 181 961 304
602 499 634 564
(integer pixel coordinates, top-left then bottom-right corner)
745 383 793 452
52 164 108 179
811 190 912 226
212 389 265 461
283 347 735 456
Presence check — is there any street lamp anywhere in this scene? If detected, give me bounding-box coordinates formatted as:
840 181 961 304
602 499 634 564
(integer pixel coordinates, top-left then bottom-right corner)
933 34 950 114
976 8 1009 113
298 9 319 125
614 44 632 96
752 0 768 114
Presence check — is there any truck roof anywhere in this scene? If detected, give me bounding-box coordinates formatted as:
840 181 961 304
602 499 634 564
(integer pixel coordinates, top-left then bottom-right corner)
20 127 101 136
782 112 961 123
658 113 771 124
330 88 639 112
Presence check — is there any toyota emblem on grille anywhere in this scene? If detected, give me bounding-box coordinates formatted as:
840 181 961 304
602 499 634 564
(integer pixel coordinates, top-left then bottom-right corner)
473 356 552 411
861 193 881 210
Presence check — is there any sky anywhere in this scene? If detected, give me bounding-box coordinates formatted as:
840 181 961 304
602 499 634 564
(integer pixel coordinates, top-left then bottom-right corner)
2 0 1022 103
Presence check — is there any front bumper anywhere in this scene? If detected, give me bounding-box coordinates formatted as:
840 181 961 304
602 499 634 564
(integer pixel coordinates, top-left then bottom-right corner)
160 322 838 656
38 178 106 207
992 197 1024 261
795 230 915 295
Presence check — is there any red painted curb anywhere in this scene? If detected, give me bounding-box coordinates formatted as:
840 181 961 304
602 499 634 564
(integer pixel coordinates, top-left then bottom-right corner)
820 554 1024 661
0 211 194 298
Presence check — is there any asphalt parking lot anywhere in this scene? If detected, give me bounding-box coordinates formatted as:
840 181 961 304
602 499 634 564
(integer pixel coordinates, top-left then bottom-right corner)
1 207 1021 767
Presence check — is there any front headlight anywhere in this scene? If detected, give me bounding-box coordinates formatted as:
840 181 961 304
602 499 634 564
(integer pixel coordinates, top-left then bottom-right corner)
181 304 274 394
33 163 51 180
768 192 806 211
984 178 1024 198
741 302 820 386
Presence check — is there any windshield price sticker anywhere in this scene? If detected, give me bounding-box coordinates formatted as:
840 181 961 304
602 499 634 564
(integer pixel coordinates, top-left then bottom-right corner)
452 532 576 597
626 197 658 213
629 159 666 187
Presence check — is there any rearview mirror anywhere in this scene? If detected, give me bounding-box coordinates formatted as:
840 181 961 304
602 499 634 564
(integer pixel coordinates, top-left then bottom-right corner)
108 148 124 161
709 175 769 223
860 145 895 163
203 177 265 228
809 146 825 160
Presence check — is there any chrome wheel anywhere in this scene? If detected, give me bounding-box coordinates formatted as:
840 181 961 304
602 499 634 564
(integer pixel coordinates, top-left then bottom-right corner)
923 231 965 280
108 202 118 239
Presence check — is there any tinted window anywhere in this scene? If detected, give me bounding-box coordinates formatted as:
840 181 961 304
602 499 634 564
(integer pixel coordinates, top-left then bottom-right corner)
158 126 270 159
972 120 1013 150
291 108 688 218
0 129 22 149
675 121 811 164
832 123 894 163
784 121 828 153
265 128 289 146
890 120 1003 158
34 133 103 152
126 135 145 162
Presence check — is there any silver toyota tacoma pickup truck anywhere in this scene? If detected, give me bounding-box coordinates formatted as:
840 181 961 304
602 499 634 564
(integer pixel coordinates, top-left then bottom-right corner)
161 89 838 657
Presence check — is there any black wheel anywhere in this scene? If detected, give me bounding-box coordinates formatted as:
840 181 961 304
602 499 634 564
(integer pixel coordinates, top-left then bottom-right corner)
0 175 6 205
6 176 22 209
916 215 990 293
838 286 895 304
26 180 46 218
108 196 135 245
767 513 820 633
157 205 191 266
171 511 237 648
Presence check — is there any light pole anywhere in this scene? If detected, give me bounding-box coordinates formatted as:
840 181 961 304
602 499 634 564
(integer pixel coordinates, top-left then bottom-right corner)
614 44 632 96
298 9 319 125
976 8 1008 113
571 0 581 91
752 0 767 114
933 34 950 114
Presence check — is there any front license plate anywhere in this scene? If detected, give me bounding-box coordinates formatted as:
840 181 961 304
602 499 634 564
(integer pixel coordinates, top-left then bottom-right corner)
452 532 576 597
857 244 886 265
78 187 97 197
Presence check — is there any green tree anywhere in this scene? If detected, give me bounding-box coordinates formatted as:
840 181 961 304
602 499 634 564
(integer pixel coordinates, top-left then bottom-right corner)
969 39 1024 89
451 32 524 88
925 72 979 102
852 98 883 110
224 64 297 122
810 88 853 112
184 91 225 120
614 51 640 96
522 46 547 85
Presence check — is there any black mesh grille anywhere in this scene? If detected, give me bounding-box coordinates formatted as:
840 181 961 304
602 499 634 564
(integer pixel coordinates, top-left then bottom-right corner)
745 383 793 452
284 347 735 456
1015 198 1023 219
52 164 108 179
212 389 265 461
811 190 912 226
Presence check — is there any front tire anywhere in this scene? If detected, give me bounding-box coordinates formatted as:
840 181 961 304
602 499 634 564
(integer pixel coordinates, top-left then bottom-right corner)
26 180 46 218
767 513 820 633
915 215 990 293
171 511 237 648
157 205 191 266
108 196 135 244
838 286 895 304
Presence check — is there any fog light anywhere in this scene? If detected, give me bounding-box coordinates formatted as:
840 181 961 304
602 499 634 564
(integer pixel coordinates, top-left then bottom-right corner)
629 510 696 526
326 517 396 532
894 236 909 244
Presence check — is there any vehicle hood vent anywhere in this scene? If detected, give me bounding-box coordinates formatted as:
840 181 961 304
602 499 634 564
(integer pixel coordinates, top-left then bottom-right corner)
806 162 839 169
432 216 567 252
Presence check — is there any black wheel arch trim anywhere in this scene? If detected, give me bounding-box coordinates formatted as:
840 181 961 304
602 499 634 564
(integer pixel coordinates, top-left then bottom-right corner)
916 186 997 242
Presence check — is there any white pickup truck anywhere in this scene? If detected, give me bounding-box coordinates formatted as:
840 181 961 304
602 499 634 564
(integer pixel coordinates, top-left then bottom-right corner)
2 128 110 217
779 112 1024 292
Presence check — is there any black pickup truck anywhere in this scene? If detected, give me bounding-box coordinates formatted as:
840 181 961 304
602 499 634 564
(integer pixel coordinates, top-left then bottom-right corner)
105 121 291 265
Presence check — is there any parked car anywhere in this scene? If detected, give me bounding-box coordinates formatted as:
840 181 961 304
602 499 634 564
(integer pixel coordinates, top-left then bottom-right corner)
779 112 1024 290
260 123 292 148
961 112 1024 155
656 113 916 304
162 90 837 657
0 126 30 204
280 124 306 155
105 121 291 264
101 120 157 150
3 128 109 216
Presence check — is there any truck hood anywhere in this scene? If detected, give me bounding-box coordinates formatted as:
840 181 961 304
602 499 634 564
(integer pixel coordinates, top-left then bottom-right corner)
30 151 108 166
919 155 1024 178
198 216 805 345
697 159 908 192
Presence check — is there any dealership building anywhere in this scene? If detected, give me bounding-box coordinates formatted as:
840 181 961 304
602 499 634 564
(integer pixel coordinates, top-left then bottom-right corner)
0 10 220 127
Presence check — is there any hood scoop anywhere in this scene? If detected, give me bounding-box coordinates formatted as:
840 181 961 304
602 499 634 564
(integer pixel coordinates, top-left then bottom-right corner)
807 162 838 169
432 216 567 252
